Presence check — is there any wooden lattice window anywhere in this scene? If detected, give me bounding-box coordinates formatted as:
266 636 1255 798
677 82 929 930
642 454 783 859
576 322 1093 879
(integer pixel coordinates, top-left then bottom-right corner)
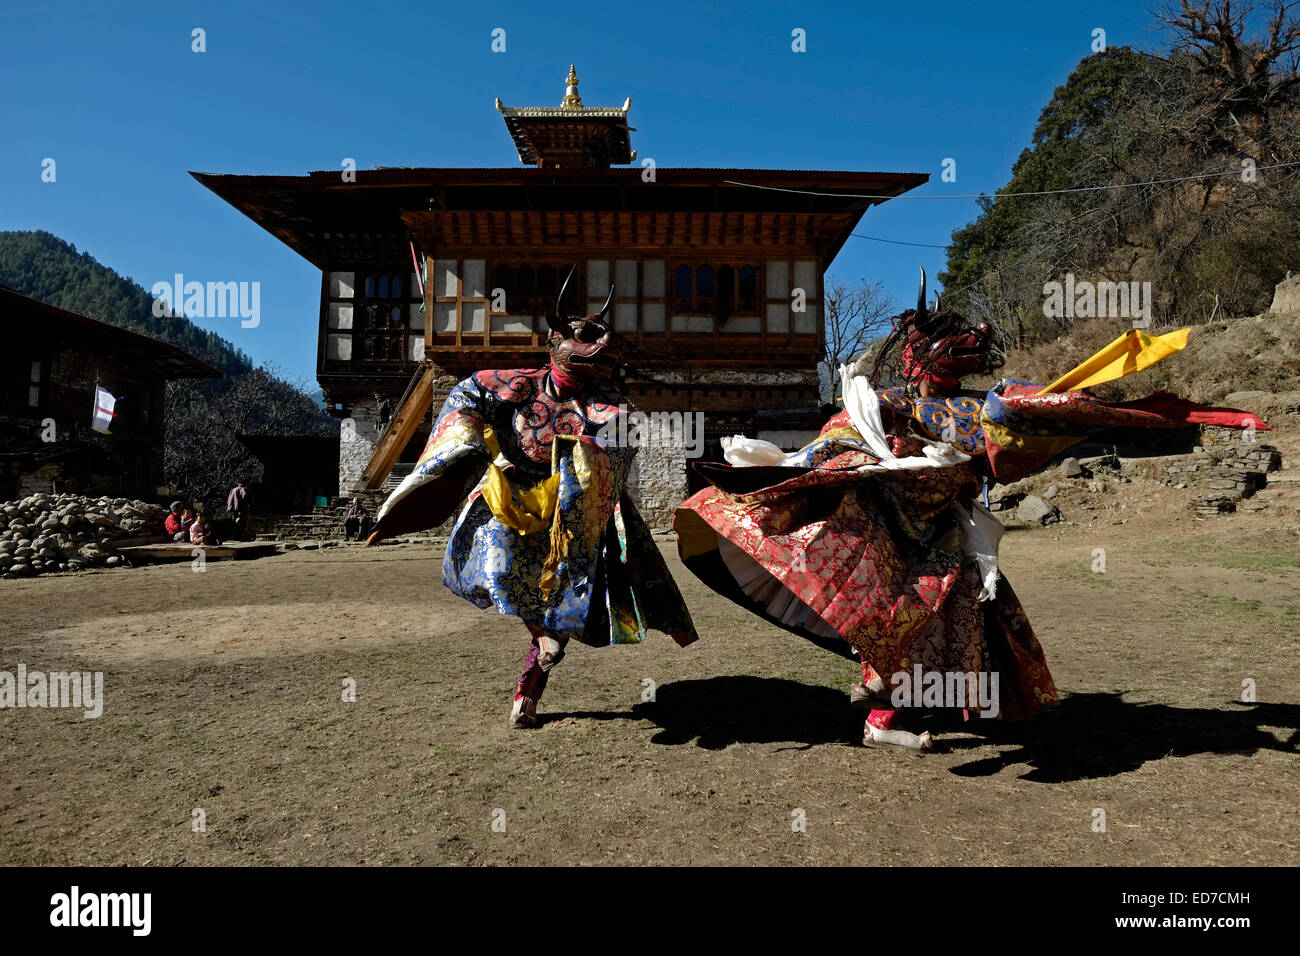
673 263 760 320
333 270 421 363
488 263 582 320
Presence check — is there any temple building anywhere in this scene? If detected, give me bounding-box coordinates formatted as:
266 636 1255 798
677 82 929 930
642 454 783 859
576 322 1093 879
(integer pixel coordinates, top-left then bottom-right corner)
194 67 925 526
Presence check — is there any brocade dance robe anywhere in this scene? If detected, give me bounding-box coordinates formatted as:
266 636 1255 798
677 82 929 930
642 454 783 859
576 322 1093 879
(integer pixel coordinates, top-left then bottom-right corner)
371 368 698 649
675 368 1265 720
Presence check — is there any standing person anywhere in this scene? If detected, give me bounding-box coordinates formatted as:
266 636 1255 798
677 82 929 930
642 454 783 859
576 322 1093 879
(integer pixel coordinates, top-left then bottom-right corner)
226 480 252 540
374 392 393 435
367 266 697 730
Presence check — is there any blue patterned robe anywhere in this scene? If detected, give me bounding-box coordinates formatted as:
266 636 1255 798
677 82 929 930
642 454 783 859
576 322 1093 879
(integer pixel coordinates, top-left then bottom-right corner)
372 368 698 649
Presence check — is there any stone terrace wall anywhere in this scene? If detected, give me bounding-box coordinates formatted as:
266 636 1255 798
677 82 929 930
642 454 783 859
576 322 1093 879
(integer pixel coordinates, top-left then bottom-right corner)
1157 425 1282 515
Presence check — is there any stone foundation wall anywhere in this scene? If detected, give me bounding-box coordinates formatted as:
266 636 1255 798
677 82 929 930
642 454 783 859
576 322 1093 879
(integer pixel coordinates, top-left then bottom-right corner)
620 368 821 528
333 368 822 528
16 463 61 499
625 437 689 529
338 406 382 494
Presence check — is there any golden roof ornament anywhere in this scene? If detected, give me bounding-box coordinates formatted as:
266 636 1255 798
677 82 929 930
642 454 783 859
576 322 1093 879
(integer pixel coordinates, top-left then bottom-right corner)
495 67 634 167
561 64 583 108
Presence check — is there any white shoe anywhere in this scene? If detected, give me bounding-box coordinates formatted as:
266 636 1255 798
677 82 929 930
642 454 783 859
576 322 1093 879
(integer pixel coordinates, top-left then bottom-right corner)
862 722 933 752
509 696 538 730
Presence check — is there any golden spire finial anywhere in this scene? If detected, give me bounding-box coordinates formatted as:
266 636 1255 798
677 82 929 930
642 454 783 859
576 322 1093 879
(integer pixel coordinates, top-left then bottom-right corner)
561 64 583 108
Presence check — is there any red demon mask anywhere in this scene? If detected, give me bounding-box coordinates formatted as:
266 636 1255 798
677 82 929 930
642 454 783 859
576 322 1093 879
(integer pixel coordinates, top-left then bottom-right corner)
897 268 1002 392
545 265 625 382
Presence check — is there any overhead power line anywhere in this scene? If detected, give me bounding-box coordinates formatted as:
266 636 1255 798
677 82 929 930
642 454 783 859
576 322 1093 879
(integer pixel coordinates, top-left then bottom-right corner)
849 233 949 249
723 159 1300 201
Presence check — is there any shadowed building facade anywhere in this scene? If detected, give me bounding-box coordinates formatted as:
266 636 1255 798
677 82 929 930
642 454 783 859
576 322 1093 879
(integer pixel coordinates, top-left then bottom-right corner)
0 285 220 499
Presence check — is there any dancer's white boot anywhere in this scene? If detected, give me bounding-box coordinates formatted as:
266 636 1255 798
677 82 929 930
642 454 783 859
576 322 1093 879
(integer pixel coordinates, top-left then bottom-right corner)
862 721 933 751
509 696 538 730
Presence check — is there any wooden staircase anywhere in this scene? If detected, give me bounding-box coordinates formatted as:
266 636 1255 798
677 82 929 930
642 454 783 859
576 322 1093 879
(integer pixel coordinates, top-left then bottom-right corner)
351 359 437 493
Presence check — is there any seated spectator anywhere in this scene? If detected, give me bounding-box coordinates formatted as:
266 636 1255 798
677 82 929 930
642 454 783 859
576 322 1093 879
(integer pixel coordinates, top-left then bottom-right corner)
343 499 372 541
189 512 221 546
165 502 193 542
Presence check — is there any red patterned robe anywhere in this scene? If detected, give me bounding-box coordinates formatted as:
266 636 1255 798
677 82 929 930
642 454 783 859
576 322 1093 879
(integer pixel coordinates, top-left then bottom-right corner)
676 394 1054 720
674 378 1266 721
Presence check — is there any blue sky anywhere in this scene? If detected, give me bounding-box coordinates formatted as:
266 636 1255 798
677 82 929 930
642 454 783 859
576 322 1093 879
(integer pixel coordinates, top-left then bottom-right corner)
1 0 1175 384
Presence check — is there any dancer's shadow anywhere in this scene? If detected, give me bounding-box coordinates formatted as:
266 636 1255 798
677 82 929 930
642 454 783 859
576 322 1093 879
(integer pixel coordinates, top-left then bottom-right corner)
556 677 1300 779
947 693 1300 782
553 676 857 751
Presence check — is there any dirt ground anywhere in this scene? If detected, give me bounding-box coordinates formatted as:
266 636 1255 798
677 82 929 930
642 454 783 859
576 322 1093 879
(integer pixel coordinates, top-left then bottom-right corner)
1 482 1298 866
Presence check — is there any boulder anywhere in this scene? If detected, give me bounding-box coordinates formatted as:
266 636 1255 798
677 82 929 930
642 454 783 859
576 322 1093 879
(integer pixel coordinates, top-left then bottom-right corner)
1268 272 1300 316
1059 457 1083 478
1018 495 1061 525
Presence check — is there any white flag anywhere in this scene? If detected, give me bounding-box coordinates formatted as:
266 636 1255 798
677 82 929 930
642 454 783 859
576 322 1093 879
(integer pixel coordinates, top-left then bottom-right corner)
91 386 117 434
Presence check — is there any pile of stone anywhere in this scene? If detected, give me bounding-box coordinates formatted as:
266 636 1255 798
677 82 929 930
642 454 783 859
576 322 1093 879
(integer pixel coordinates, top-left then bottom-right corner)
0 493 168 579
991 454 1137 526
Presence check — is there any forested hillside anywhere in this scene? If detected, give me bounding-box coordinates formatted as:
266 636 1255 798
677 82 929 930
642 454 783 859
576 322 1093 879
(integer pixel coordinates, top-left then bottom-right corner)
939 1 1300 349
0 230 255 378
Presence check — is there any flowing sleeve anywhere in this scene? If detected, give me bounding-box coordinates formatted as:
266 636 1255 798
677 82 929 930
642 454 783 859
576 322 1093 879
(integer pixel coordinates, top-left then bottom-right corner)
368 377 494 542
980 379 1268 485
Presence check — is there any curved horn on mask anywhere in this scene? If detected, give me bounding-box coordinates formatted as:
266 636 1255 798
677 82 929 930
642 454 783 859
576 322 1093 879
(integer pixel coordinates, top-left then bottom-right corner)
916 266 928 323
543 264 578 335
556 264 576 319
598 283 615 319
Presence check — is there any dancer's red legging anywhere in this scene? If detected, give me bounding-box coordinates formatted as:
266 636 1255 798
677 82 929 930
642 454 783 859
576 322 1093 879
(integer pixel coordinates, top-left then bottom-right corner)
515 623 552 702
862 661 900 730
